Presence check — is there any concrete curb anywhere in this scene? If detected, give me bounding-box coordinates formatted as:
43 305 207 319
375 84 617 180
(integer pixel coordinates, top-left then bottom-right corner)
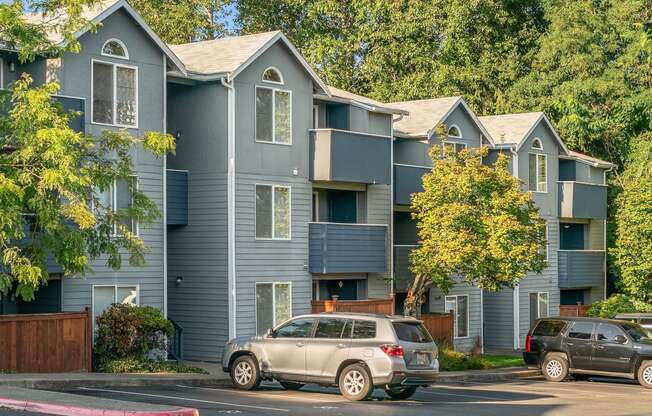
0 397 199 416
436 368 542 383
0 376 233 391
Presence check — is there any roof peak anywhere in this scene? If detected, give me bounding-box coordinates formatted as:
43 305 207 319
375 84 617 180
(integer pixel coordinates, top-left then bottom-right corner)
171 30 281 47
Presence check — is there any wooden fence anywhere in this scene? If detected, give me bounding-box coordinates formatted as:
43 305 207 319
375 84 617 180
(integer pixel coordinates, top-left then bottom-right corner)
421 313 454 347
559 304 591 317
0 308 92 373
311 297 395 315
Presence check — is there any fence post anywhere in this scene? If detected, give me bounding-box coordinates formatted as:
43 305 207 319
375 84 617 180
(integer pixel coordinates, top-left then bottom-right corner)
331 295 339 312
85 307 93 372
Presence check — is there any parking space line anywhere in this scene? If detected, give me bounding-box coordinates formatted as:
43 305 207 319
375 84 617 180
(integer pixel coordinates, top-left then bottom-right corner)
77 387 290 412
416 389 510 401
176 384 349 404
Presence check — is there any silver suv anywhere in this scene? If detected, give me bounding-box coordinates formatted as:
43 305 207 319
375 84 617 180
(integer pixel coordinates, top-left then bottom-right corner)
222 312 439 401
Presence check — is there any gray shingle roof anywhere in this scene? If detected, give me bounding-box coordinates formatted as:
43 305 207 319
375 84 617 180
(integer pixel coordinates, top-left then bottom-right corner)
477 112 544 145
567 150 615 168
387 97 463 137
316 86 409 115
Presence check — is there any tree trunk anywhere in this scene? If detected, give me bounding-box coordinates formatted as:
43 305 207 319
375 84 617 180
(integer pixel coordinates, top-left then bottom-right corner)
404 273 432 318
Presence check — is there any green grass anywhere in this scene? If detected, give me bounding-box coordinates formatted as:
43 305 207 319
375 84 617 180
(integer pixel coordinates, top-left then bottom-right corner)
95 358 209 374
0 369 16 374
439 348 524 371
481 354 525 368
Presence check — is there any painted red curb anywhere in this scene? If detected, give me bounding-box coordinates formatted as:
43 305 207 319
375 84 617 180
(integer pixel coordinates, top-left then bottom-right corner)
0 397 199 416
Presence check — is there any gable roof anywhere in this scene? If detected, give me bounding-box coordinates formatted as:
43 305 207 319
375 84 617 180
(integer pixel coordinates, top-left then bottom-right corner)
314 86 408 115
478 112 569 154
169 31 329 94
565 150 615 169
388 97 494 144
21 0 185 73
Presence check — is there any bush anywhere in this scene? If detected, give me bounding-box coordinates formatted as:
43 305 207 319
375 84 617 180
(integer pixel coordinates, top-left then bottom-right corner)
587 294 652 318
439 348 489 371
94 303 174 371
99 358 208 374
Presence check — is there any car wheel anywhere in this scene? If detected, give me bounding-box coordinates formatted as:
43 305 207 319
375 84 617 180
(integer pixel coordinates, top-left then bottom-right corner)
637 360 652 389
279 381 304 390
542 353 569 382
230 355 261 390
385 386 418 400
338 363 373 401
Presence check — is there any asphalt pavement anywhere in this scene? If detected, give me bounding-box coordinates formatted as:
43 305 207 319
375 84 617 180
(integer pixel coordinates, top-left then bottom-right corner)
59 376 652 416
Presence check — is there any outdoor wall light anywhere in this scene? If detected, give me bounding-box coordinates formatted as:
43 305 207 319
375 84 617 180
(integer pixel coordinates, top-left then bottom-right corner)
9 60 15 73
175 275 183 285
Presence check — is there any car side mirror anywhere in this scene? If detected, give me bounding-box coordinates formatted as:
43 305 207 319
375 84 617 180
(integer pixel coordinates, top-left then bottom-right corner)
266 328 276 338
614 335 627 344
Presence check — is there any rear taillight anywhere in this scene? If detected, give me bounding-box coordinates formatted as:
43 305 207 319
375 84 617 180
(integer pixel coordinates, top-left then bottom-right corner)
525 335 532 353
380 344 404 357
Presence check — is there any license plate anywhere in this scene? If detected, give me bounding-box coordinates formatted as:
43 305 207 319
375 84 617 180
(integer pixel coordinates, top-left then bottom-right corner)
415 353 430 366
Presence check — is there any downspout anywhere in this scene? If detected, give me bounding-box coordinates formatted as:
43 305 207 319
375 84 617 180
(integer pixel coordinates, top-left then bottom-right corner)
510 146 520 350
222 77 237 340
602 165 614 300
163 56 168 318
389 115 403 300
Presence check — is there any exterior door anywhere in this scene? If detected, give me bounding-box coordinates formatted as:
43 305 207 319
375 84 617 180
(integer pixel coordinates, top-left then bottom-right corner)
328 190 357 223
264 318 315 376
591 323 635 373
564 321 595 369
306 318 352 380
560 223 585 250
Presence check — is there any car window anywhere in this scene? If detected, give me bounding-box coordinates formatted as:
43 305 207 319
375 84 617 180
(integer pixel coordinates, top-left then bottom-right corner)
352 320 376 339
341 319 353 338
275 318 314 338
640 319 652 325
622 323 652 342
596 323 626 342
533 320 566 337
315 318 347 339
393 322 433 343
567 322 594 340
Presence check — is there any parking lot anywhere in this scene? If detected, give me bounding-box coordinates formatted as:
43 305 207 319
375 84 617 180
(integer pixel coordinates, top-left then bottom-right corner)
63 377 651 416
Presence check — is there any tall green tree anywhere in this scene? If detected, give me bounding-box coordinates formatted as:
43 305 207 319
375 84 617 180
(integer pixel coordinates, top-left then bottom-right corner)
0 0 175 301
405 135 546 316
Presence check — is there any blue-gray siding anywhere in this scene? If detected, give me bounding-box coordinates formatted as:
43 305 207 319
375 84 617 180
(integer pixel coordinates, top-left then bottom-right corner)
166 170 188 226
393 245 416 292
558 250 605 289
558 182 607 219
309 223 388 274
394 164 429 205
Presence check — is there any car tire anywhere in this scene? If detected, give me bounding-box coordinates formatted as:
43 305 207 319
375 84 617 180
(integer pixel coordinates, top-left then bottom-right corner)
279 381 304 390
637 360 652 389
385 386 418 400
230 355 261 390
542 353 569 382
338 363 373 401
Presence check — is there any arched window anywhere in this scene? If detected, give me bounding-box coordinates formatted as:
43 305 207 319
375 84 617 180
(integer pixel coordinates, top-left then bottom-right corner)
262 67 283 84
532 137 543 150
102 39 128 59
447 125 462 138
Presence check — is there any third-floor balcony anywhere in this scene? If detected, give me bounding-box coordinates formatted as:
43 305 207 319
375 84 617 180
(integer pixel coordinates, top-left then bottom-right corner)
558 181 607 219
558 250 605 289
393 164 430 205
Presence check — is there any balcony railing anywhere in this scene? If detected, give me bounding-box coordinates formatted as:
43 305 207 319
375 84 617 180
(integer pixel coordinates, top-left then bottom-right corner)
558 181 607 219
309 129 391 184
393 245 417 292
309 222 388 274
393 164 430 205
558 250 605 289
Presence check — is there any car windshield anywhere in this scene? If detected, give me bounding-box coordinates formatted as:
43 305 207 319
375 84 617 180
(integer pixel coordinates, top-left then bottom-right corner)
622 323 652 342
392 321 433 343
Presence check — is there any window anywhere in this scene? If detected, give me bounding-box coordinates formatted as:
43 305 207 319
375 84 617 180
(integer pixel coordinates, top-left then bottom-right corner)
567 321 594 340
447 125 462 138
262 67 283 84
530 292 549 325
532 320 567 337
101 39 128 59
92 285 138 326
97 177 138 236
352 320 376 339
392 322 433 343
311 191 319 222
528 153 547 192
445 295 469 338
596 323 626 342
313 105 319 129
255 86 291 144
441 142 467 156
315 318 348 338
255 184 290 239
92 60 137 127
275 318 314 338
541 221 548 261
531 138 543 150
255 282 292 335
622 323 652 342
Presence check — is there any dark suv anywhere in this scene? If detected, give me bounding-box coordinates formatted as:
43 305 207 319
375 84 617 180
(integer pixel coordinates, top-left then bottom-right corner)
524 317 652 388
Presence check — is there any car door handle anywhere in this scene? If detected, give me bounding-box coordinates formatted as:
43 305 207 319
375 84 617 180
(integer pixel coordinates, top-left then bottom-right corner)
594 345 605 350
296 342 305 348
336 343 347 349
566 342 574 346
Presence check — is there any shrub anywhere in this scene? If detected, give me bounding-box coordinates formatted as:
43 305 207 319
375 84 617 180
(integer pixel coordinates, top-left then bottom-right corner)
99 358 208 374
438 348 489 371
94 303 174 371
587 294 652 318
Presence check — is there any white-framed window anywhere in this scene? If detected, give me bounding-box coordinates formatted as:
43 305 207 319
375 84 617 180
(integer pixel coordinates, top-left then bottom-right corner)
312 104 319 129
92 284 139 328
529 291 549 325
255 184 291 240
445 295 469 338
91 59 138 128
531 137 543 150
442 141 467 156
447 125 462 139
101 38 129 59
541 221 548 261
312 191 319 222
96 176 139 236
262 67 284 84
255 85 292 144
528 153 547 192
255 282 292 335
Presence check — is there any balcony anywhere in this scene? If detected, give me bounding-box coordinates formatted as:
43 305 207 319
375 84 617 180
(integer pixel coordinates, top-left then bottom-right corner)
393 245 417 292
558 182 607 219
558 250 605 289
394 164 429 205
309 129 391 184
166 169 188 226
309 222 388 274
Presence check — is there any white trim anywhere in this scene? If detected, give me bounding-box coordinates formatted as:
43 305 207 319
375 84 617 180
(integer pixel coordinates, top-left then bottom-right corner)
479 288 484 354
515 113 570 155
557 249 606 253
528 153 548 193
101 38 129 60
393 244 418 248
557 180 608 187
254 281 293 334
441 141 467 156
53 93 87 101
447 124 462 139
165 168 189 172
531 137 543 150
312 105 319 129
91 284 140 329
254 85 293 145
312 191 319 222
390 120 395 296
308 222 388 227
255 184 292 240
308 128 392 139
101 176 139 237
222 77 236 340
162 55 167 319
262 66 284 85
393 163 431 170
90 59 139 129
513 285 520 350
531 291 550 320
445 294 470 339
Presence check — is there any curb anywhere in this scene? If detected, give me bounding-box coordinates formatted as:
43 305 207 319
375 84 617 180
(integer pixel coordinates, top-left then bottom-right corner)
0 397 198 416
0 376 234 391
437 368 542 383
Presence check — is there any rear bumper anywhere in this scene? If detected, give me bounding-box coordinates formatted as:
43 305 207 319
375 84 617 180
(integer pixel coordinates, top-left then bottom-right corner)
374 359 439 386
523 352 540 366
